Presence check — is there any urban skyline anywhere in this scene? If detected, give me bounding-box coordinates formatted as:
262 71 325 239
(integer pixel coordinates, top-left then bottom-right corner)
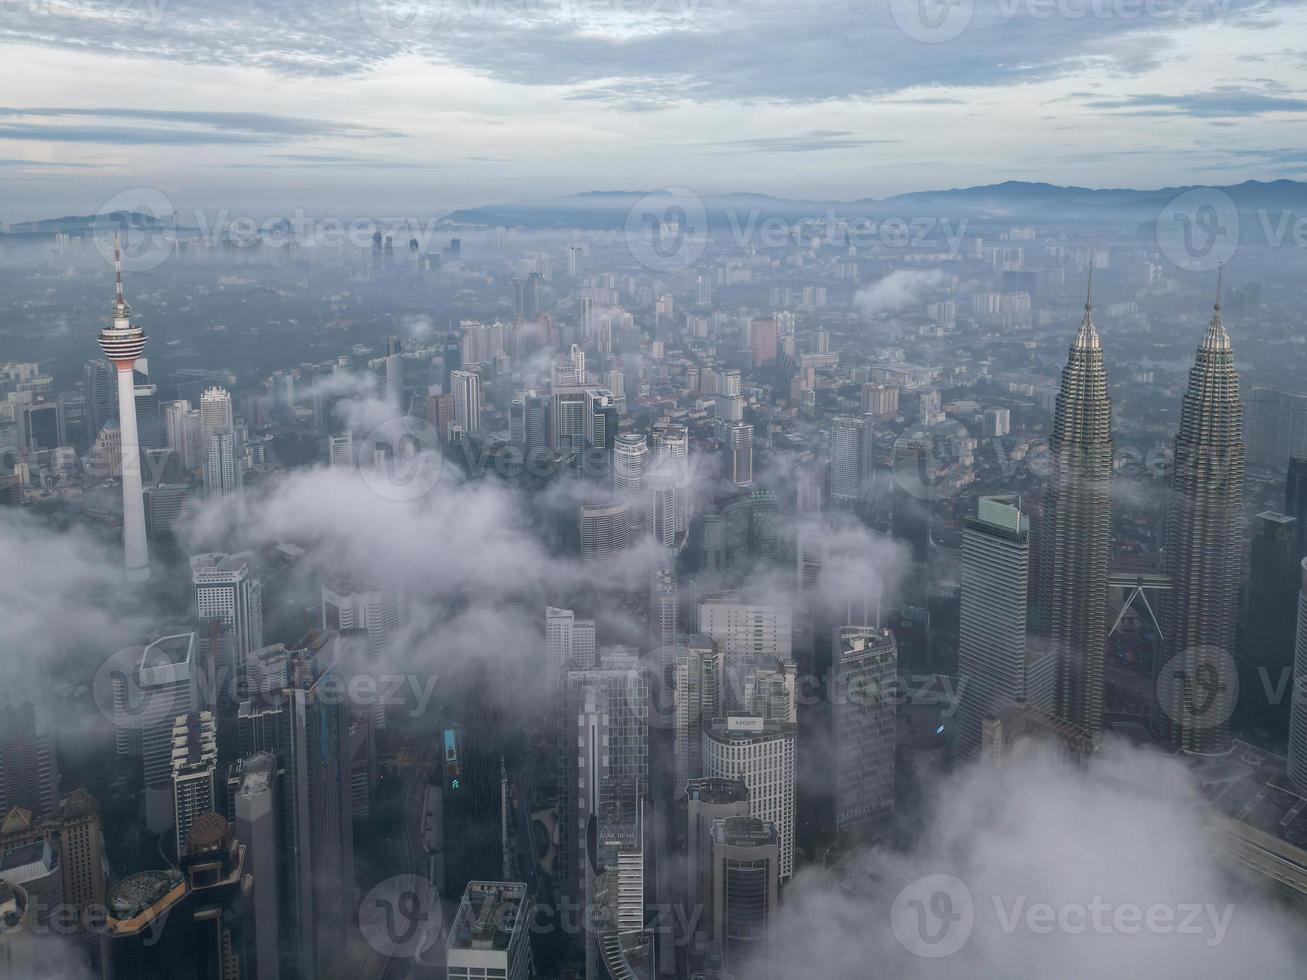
4 4 1307 978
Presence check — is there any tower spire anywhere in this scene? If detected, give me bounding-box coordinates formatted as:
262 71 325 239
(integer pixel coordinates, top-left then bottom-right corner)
112 233 131 319
1074 263 1100 350
1203 262 1231 351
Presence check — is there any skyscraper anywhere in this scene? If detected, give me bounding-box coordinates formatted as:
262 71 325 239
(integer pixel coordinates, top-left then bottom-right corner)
650 567 678 651
545 606 596 673
191 552 264 689
204 431 242 498
831 626 897 831
0 696 59 820
450 369 481 433
1153 277 1244 753
97 237 150 583
170 712 218 856
84 358 116 445
613 432 649 498
724 421 753 487
1242 512 1298 732
557 650 648 897
829 415 874 508
709 816 779 974
1288 560 1307 794
1287 456 1307 562
1038 273 1113 738
702 717 795 881
686 777 749 916
955 495 1038 760
199 386 234 447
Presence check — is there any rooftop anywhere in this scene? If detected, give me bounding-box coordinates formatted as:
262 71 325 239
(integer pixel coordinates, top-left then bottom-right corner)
108 869 184 921
447 881 528 952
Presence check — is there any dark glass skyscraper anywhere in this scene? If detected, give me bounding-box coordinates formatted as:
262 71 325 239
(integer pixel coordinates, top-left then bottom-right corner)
1038 275 1113 738
1153 281 1244 753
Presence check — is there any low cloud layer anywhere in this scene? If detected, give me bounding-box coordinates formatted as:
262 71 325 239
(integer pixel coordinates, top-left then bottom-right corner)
752 743 1305 979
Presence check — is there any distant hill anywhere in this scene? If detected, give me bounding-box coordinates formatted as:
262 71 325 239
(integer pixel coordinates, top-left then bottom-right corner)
1 210 196 236
441 180 1307 230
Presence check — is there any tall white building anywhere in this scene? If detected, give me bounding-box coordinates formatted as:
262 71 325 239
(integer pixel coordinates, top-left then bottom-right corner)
450 369 481 434
97 238 150 582
204 431 242 498
724 421 753 487
545 606 597 672
199 386 234 446
830 415 874 507
322 578 402 728
613 433 649 498
191 552 264 688
162 400 202 472
698 597 792 666
702 717 796 881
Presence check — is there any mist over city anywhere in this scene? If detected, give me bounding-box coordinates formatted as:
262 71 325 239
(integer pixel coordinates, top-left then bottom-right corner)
3 2 1307 979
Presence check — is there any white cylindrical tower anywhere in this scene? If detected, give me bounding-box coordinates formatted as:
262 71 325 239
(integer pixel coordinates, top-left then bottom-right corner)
98 237 150 583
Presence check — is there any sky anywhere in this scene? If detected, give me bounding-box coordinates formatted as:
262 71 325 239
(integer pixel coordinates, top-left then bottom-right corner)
0 0 1305 220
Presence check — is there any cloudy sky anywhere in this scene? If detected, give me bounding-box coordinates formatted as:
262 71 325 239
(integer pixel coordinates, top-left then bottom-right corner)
0 0 1305 219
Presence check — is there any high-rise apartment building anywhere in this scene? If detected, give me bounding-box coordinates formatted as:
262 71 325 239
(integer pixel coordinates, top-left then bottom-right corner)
170 712 218 856
829 415 874 507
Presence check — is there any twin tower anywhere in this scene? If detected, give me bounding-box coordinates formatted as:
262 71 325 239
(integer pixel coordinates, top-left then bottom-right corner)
1039 268 1243 752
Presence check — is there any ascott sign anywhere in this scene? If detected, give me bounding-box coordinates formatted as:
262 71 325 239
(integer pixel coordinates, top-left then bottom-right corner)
726 715 765 733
